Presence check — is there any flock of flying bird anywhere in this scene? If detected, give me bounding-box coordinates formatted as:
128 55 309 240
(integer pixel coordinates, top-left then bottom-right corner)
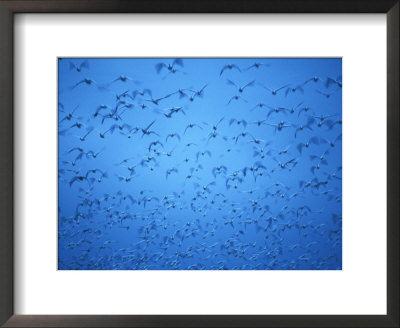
58 58 342 270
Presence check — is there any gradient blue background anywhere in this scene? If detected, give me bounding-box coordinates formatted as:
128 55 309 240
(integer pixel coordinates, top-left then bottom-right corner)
58 58 342 270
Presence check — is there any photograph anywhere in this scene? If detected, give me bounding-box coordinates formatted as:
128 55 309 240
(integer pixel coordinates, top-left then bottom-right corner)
58 58 342 270
1 0 397 326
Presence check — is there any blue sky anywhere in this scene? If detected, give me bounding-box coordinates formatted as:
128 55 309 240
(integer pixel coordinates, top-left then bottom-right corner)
58 58 342 270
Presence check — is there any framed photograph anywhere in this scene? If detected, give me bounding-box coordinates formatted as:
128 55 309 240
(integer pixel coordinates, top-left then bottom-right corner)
0 0 398 327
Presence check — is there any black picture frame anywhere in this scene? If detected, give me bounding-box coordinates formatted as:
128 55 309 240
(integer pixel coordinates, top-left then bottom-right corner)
0 1 398 327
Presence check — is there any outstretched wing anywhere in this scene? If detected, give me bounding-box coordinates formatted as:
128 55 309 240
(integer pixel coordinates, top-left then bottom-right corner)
276 84 289 92
173 58 184 67
220 65 228 76
79 60 89 70
144 120 156 131
243 80 255 89
232 64 241 72
226 79 238 88
297 143 304 154
155 63 166 74
216 117 224 126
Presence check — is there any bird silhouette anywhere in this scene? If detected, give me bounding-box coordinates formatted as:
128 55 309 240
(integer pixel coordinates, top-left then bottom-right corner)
259 82 289 96
244 62 270 71
165 133 181 143
155 58 184 74
220 64 241 76
184 123 203 135
71 78 98 89
69 60 89 72
325 75 342 88
226 80 255 93
141 120 159 138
